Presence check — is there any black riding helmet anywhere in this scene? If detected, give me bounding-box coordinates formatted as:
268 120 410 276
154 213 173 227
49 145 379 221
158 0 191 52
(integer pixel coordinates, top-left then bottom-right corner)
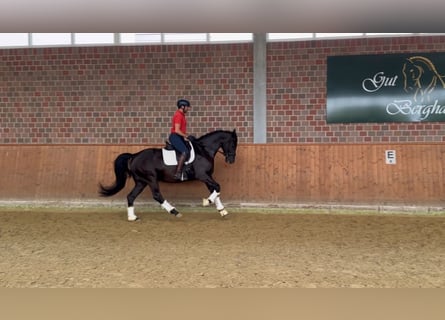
177 99 191 108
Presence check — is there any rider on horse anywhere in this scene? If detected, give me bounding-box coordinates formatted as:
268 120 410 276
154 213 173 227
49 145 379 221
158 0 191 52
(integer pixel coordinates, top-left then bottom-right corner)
169 99 192 180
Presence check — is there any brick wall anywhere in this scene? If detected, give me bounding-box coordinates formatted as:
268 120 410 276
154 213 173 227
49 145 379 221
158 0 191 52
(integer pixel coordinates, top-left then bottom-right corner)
2 36 445 145
267 35 445 143
0 44 253 144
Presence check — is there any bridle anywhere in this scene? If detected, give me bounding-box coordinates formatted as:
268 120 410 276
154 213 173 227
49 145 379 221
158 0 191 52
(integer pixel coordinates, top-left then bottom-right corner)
218 146 236 160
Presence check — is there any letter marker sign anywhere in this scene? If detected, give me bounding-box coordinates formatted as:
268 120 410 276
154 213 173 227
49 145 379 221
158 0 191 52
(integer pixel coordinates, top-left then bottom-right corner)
385 150 396 165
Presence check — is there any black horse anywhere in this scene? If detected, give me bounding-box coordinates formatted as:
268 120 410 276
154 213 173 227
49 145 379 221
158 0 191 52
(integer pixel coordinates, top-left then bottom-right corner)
99 129 238 221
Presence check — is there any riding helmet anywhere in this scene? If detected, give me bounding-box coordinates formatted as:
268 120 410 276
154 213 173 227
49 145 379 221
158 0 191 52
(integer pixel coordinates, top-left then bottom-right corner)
177 99 191 108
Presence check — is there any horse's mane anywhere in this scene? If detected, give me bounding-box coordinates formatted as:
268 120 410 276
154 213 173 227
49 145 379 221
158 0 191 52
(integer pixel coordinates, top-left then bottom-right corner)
196 130 232 141
407 56 445 88
189 130 235 158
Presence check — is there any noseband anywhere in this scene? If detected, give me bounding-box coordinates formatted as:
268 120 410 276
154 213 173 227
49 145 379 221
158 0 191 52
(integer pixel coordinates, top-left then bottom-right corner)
218 149 235 160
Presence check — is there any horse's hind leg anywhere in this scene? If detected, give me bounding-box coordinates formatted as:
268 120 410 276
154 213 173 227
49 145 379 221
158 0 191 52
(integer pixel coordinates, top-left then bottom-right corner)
148 179 182 218
126 180 147 221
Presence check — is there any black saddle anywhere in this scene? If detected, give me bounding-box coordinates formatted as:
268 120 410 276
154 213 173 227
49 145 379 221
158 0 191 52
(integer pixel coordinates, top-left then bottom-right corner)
163 139 195 179
164 139 175 151
164 136 196 153
164 139 193 163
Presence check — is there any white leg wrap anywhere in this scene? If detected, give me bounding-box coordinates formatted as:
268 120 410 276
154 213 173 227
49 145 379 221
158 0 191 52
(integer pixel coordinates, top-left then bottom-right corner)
215 196 228 217
127 207 138 221
208 190 220 203
214 197 224 211
161 200 175 213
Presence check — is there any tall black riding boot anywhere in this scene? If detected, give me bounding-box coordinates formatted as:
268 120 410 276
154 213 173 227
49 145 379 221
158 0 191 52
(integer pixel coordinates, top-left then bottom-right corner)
174 153 187 180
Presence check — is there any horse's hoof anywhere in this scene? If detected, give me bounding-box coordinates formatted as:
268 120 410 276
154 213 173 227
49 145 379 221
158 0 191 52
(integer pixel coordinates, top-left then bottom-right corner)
128 216 139 222
202 198 210 207
219 209 229 217
170 208 182 218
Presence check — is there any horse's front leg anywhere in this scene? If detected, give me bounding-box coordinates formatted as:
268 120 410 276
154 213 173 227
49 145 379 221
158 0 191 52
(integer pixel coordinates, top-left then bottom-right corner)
214 194 229 217
201 178 229 217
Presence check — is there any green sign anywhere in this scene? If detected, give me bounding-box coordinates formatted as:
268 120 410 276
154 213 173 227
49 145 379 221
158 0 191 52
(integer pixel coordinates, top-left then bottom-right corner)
326 53 445 123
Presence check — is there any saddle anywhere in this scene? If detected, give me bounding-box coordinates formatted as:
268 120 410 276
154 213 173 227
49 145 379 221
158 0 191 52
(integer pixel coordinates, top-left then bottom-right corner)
162 140 195 166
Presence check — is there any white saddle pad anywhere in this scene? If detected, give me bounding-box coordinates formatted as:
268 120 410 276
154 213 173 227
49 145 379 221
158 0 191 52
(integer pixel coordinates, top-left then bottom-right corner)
162 141 195 166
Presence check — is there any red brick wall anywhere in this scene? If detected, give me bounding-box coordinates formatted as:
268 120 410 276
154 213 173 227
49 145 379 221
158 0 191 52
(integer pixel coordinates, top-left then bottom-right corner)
0 44 253 144
267 35 445 143
2 36 445 145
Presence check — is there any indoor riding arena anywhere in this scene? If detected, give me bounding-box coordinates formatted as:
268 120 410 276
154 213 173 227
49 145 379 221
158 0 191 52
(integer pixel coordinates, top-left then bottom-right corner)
1 33 445 288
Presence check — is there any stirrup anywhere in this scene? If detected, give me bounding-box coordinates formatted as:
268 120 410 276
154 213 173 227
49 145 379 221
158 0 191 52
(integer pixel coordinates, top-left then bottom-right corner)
174 172 187 181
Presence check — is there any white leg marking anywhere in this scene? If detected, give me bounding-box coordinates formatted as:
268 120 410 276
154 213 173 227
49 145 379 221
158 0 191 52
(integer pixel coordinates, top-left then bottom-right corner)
215 197 229 217
214 197 224 211
127 206 138 221
208 190 220 203
161 200 175 213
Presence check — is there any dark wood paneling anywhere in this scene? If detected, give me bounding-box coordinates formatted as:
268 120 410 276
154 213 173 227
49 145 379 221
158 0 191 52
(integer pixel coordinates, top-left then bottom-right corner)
1 144 444 205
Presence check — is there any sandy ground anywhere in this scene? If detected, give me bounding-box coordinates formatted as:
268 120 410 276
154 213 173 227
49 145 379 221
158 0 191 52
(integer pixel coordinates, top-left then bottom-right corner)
0 206 444 288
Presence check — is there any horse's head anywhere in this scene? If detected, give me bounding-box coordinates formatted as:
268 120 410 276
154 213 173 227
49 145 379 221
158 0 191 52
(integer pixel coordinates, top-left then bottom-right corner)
197 129 238 163
221 129 238 164
402 56 445 102
402 58 423 94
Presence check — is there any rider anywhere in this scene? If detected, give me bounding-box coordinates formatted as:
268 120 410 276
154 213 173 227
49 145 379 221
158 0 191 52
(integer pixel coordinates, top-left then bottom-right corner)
169 99 192 180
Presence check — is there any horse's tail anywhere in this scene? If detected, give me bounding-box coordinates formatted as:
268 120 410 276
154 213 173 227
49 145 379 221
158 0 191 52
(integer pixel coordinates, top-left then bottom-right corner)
98 153 133 197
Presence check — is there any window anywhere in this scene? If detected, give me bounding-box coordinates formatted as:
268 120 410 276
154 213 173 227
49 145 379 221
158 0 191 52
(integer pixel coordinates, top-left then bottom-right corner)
31 33 71 46
316 33 364 38
163 33 208 43
0 33 440 48
74 33 114 44
0 33 28 47
122 33 161 43
268 33 313 40
209 33 252 42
